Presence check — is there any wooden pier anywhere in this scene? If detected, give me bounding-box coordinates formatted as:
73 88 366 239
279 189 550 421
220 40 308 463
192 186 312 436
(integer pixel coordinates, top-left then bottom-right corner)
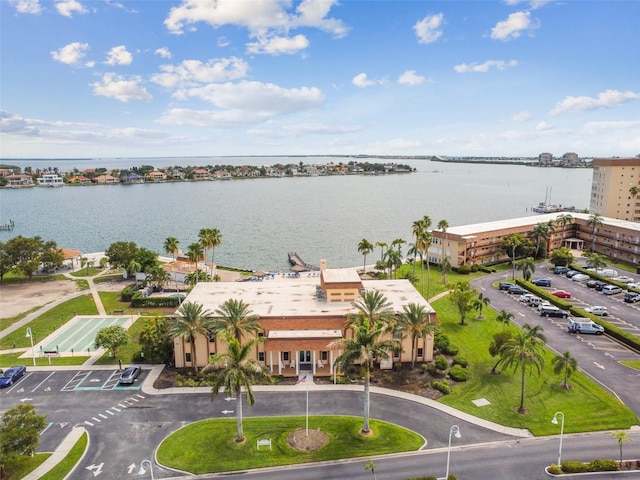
0 219 15 231
288 252 319 271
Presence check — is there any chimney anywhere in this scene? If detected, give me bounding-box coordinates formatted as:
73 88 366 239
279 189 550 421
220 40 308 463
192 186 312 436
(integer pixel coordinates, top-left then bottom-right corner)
319 259 327 271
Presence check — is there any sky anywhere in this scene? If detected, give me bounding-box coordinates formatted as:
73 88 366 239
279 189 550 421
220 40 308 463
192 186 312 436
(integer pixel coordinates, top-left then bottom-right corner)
1 0 639 160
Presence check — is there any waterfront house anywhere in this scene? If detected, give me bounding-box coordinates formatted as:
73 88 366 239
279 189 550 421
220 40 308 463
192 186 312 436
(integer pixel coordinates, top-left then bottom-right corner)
172 261 436 376
94 174 118 185
121 173 144 184
66 175 92 185
146 171 167 182
5 174 34 188
214 170 232 180
192 168 211 180
37 174 64 187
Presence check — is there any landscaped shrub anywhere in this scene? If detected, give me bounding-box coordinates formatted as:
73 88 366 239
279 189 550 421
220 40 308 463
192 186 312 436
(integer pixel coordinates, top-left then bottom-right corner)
444 344 459 356
420 363 429 373
453 265 471 274
447 474 457 480
434 333 450 352
452 355 468 367
547 464 562 474
449 365 469 382
130 294 181 308
432 380 452 394
561 461 590 473
588 459 618 472
435 355 449 371
120 284 138 302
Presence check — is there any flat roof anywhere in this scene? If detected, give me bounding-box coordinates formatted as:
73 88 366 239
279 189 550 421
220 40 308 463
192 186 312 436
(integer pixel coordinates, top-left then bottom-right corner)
321 268 361 283
268 329 342 339
182 269 434 318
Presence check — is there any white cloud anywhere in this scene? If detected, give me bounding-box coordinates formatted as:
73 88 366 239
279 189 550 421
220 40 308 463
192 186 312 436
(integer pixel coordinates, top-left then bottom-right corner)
247 34 310 55
51 42 90 66
91 73 152 102
550 89 640 115
535 121 553 131
413 13 444 44
352 73 379 88
151 57 249 88
504 0 551 9
11 0 42 14
510 111 533 122
155 47 172 59
490 11 537 41
397 70 426 86
582 120 640 135
55 0 88 17
164 0 348 40
454 59 518 73
105 45 133 66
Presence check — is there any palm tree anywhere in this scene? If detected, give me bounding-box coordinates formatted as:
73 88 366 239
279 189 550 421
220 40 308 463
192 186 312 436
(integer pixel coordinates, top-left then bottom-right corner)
448 281 476 326
364 460 377 480
417 230 433 297
584 252 607 270
629 185 638 199
358 238 374 272
206 336 270 443
502 233 524 280
440 255 452 286
474 292 491 319
611 431 632 466
187 242 205 283
515 257 536 281
331 319 402 433
552 350 577 389
211 298 261 345
407 242 418 275
437 218 449 259
375 241 388 263
167 301 213 373
199 228 215 276
587 213 604 252
209 228 222 271
351 290 395 329
499 329 545 413
530 223 553 259
390 238 406 258
495 309 514 330
383 248 402 279
164 236 180 262
397 303 437 367
555 213 573 244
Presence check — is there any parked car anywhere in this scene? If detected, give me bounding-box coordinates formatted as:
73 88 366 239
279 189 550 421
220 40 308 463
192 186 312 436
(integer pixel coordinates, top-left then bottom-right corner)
571 273 591 282
554 266 570 275
0 365 26 388
498 281 515 291
584 306 609 316
565 270 579 278
508 285 527 295
532 278 552 287
594 281 607 291
626 282 640 290
529 297 547 307
537 301 553 312
602 285 623 295
539 305 569 318
613 276 634 284
624 292 640 303
586 279 606 289
519 293 537 303
567 317 605 335
118 366 141 385
551 290 572 298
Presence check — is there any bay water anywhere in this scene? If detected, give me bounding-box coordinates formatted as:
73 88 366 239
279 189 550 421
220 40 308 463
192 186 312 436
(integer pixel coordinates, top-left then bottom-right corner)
0 157 593 271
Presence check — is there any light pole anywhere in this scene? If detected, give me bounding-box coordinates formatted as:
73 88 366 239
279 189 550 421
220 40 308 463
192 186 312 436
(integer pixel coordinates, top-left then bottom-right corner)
445 425 461 480
551 411 565 466
25 327 35 366
139 459 154 479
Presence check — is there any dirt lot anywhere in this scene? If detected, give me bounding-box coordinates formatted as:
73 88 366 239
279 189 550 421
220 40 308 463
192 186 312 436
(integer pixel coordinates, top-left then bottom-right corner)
0 280 78 319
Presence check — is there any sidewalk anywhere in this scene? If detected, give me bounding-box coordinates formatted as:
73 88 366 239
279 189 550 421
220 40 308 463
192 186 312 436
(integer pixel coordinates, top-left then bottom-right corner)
22 426 87 480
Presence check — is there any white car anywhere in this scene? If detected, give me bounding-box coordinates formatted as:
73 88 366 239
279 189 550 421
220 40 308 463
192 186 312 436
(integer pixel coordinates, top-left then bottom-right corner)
572 273 590 282
519 293 536 303
584 306 609 316
627 282 640 289
613 276 635 284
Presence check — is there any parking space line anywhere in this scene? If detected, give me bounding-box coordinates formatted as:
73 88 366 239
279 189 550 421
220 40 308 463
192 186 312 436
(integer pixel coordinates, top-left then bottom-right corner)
61 371 91 391
85 421 94 426
91 417 101 422
106 410 115 415
31 372 55 393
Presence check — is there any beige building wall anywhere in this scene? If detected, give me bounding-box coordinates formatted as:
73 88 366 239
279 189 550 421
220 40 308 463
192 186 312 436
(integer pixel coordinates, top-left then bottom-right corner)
590 157 640 222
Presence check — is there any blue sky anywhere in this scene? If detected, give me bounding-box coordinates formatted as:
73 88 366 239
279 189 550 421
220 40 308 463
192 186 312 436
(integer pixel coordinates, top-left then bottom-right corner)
1 0 638 159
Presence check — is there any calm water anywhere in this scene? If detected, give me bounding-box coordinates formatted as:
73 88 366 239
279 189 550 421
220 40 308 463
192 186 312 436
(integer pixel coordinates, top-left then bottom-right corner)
0 158 593 271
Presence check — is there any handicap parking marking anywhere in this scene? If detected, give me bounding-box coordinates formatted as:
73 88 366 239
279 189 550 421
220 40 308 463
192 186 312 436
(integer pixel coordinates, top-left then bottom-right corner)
31 372 56 393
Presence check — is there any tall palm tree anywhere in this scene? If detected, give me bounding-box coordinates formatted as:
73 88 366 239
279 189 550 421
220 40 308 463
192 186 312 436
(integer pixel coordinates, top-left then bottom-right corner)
502 233 524 280
437 218 449 258
199 228 215 277
587 213 604 252
552 350 577 389
187 242 205 283
499 329 545 413
164 236 180 262
495 309 514 330
358 238 374 272
167 301 213 373
397 303 437 367
530 223 553 259
351 290 395 329
555 213 573 245
390 238 406 258
206 336 270 443
209 228 222 271
211 298 261 345
375 241 388 263
417 230 433 297
440 255 452 286
383 248 402 279
629 185 638 199
585 252 607 270
611 431 632 466
515 257 536 281
330 319 402 433
474 292 491 319
407 242 419 275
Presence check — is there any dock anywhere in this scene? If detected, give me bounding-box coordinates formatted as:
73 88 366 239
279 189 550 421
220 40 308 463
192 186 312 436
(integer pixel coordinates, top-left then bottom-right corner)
288 252 319 272
0 219 15 231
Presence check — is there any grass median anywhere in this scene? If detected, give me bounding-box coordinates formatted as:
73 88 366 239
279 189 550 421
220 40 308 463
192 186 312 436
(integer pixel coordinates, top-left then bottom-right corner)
157 416 424 474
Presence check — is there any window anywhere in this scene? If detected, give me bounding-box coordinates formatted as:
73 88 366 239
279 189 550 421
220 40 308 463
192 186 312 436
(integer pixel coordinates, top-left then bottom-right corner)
258 352 265 362
321 351 328 361
258 332 265 338
185 352 191 363
208 333 216 343
393 330 402 340
417 347 424 358
393 351 400 359
283 352 289 361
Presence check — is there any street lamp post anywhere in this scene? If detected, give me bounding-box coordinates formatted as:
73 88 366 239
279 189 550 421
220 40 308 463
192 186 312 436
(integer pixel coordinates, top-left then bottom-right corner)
25 327 35 366
552 411 565 466
139 459 154 480
445 425 461 480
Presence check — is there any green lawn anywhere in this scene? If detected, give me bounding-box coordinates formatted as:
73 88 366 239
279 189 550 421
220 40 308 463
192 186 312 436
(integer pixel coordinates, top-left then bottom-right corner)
157 416 424 474
0 453 50 479
94 316 146 365
396 263 484 299
0 306 42 331
0 352 90 368
0 295 97 350
39 432 88 480
433 298 639 435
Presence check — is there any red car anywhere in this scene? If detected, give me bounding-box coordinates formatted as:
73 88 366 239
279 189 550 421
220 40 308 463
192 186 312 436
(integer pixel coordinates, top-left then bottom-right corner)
551 290 572 298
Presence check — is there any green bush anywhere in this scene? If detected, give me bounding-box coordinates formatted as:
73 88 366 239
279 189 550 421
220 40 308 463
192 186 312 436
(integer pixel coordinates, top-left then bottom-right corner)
120 284 138 301
444 344 459 356
435 355 449 371
452 356 468 367
547 464 562 474
588 459 618 472
420 363 429 373
449 365 469 382
447 474 457 480
561 461 590 473
432 380 452 394
453 265 471 274
434 333 450 351
130 293 181 308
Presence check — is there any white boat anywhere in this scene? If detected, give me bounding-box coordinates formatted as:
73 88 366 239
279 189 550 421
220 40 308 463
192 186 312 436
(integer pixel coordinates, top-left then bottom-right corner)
531 187 574 213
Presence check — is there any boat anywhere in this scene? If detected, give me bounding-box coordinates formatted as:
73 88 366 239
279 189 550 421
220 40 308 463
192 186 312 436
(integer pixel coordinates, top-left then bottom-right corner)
531 187 575 213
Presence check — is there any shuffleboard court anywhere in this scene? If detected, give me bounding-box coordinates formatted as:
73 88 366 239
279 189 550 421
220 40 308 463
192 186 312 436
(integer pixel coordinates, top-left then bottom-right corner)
39 317 130 354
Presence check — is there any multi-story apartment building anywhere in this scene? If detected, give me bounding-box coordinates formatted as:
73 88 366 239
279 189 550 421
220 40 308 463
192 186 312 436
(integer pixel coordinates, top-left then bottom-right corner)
429 212 640 267
590 157 640 222
538 152 554 166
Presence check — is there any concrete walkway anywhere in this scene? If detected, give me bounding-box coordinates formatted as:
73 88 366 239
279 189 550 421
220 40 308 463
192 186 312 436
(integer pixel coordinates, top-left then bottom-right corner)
22 426 87 480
